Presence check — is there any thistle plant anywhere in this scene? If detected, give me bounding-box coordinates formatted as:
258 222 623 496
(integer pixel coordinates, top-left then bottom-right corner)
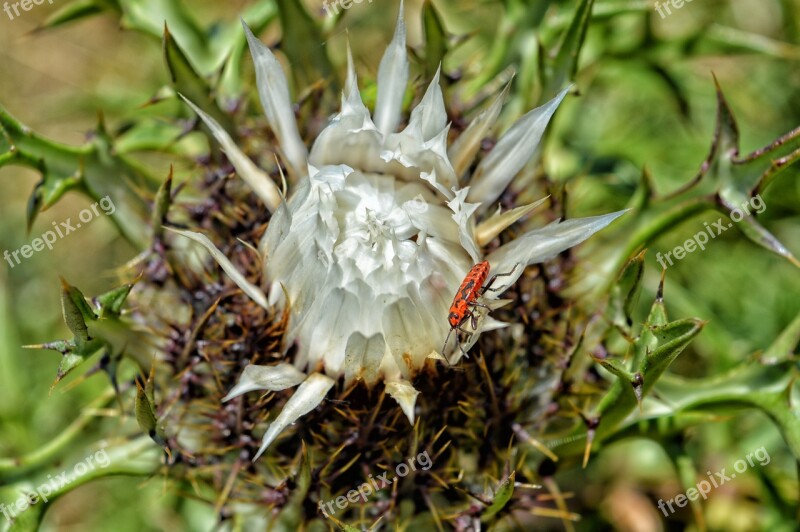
1 1 798 530
170 8 627 461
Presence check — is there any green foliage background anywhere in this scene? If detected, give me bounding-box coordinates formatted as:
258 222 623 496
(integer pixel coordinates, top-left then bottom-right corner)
0 0 798 530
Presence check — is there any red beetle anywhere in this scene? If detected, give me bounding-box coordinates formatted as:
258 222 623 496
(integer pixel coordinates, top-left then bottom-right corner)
442 261 517 363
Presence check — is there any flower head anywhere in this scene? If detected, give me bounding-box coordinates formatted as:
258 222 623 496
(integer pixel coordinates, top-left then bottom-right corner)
174 6 625 459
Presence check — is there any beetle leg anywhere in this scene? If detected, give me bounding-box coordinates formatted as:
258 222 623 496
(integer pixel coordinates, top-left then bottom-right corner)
455 326 473 359
481 263 521 293
456 330 468 358
471 312 479 330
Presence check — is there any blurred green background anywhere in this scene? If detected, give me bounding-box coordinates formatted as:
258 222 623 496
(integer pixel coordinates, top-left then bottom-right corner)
1 0 799 530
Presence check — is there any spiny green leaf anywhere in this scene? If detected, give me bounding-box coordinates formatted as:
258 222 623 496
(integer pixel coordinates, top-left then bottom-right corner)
710 75 740 159
481 471 515 521
0 104 153 247
626 168 654 218
610 249 646 332
7 493 46 532
135 378 168 451
114 120 184 154
592 318 704 445
135 379 155 432
60 278 96 345
55 353 86 386
44 336 105 390
324 515 360 532
164 23 236 136
421 1 447 82
641 319 706 386
721 204 800 268
37 0 108 31
276 442 313 529
761 314 800 363
152 168 173 241
599 197 712 297
120 0 211 65
596 357 634 382
94 280 136 318
547 0 594 95
274 0 335 91
217 2 277 103
700 80 799 267
629 271 667 369
647 360 798 458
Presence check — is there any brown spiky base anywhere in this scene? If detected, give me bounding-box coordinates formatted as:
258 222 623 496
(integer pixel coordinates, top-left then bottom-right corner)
129 158 595 528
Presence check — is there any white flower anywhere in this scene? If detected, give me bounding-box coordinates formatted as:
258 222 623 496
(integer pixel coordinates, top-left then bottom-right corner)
172 6 626 461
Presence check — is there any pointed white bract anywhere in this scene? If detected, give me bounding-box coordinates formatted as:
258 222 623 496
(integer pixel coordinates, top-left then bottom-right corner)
253 372 335 460
242 21 308 177
408 67 447 141
448 82 510 178
468 86 571 208
373 3 409 137
178 6 626 461
475 197 549 246
166 228 269 310
181 96 282 212
486 210 630 294
385 380 420 424
222 364 307 402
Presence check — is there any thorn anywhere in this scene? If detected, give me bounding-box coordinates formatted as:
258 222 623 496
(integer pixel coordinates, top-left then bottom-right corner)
656 268 666 301
582 428 595 469
580 416 599 469
512 423 559 462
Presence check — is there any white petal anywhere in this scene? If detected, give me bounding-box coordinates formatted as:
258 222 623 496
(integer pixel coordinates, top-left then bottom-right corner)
344 332 386 386
242 21 308 177
420 168 454 200
305 287 355 375
421 124 458 189
447 187 481 264
467 86 571 208
458 316 510 358
475 196 549 246
382 298 428 380
486 210 629 294
166 228 269 309
374 2 409 137
253 372 335 461
385 380 420 424
448 81 510 179
222 363 307 402
181 96 281 212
